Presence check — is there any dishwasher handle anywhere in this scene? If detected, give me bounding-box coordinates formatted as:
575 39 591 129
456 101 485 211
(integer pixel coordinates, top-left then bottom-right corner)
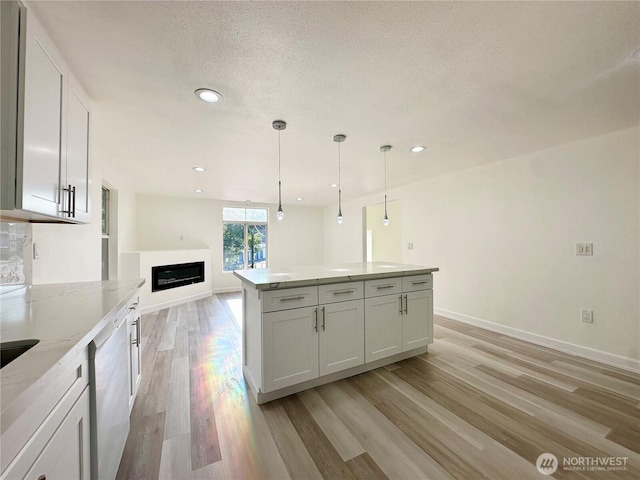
90 312 127 355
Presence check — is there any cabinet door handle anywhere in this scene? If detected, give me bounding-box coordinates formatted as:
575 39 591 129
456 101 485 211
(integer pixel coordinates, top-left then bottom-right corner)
322 306 326 331
132 319 140 346
71 185 76 218
333 290 354 295
62 185 73 216
412 281 427 285
129 302 139 310
314 308 318 332
137 316 141 346
280 296 305 302
376 284 395 290
404 294 408 315
399 295 403 314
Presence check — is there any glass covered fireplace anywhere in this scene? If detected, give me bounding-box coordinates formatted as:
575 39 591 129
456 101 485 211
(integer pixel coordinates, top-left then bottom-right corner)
151 261 205 292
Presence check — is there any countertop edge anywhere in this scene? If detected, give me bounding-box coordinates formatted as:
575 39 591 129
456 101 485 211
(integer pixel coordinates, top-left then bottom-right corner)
234 265 439 290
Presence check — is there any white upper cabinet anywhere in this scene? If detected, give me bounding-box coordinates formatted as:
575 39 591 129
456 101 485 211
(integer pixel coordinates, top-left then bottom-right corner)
65 74 91 223
20 7 65 217
1 1 91 223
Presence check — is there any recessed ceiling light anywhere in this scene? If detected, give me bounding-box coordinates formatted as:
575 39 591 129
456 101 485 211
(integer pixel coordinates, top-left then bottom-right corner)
330 183 338 188
194 88 222 103
410 146 427 153
296 197 303 201
192 166 206 172
194 189 204 193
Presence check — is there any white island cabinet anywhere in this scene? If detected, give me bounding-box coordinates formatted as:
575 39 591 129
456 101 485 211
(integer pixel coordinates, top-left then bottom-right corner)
234 262 438 404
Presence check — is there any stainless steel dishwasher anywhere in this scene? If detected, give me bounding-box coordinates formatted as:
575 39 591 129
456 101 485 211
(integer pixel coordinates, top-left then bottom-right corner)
89 312 130 480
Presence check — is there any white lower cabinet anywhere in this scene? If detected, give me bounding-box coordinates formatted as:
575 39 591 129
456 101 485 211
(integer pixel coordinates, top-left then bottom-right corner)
127 306 142 412
365 274 434 362
263 297 365 392
2 351 91 480
23 388 91 480
264 306 319 392
364 295 403 362
318 300 364 376
403 289 433 351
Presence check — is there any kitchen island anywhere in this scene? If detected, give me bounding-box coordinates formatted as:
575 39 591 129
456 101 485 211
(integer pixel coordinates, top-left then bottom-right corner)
234 262 438 403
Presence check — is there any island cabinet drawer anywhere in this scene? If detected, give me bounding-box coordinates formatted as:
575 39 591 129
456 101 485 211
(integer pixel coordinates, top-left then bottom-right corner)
364 277 402 298
318 282 364 304
262 286 318 313
402 274 433 292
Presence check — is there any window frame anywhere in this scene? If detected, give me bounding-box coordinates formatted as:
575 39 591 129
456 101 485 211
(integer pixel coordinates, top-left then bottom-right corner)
222 207 269 272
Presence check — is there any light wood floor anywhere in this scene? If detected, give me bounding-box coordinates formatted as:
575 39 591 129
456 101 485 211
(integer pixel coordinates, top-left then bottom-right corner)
117 293 640 479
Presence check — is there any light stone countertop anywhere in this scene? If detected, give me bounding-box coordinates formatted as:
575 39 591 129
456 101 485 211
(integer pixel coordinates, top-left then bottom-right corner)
0 278 144 431
233 261 438 290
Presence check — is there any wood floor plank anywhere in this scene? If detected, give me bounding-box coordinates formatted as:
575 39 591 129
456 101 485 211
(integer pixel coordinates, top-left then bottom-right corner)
345 452 389 480
280 395 355 480
261 404 324 480
297 388 366 462
116 411 165 480
157 307 178 352
164 355 190 440
142 349 173 417
188 328 222 470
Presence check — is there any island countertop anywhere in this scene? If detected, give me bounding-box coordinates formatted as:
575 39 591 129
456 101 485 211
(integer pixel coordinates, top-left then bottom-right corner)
233 261 438 290
0 278 144 430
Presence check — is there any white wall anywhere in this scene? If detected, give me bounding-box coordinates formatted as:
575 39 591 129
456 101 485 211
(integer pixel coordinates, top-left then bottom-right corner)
135 195 325 291
324 127 640 366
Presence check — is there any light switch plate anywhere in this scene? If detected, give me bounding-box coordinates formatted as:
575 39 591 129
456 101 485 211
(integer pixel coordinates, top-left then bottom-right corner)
576 243 593 255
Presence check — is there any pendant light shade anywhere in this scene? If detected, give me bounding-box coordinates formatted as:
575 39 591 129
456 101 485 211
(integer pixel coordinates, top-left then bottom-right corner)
273 120 286 220
380 145 392 226
334 134 346 224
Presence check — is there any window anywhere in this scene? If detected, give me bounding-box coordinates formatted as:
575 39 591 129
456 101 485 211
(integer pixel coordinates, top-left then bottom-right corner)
223 207 268 271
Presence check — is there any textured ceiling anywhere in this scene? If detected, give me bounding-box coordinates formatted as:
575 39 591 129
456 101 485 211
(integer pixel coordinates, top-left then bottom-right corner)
28 1 640 206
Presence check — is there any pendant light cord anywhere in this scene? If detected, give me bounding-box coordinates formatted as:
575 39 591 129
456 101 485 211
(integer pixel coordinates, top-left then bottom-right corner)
338 141 341 188
384 149 388 218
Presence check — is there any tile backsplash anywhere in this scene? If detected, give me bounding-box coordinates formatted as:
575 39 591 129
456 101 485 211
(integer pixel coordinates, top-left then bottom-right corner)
0 220 32 286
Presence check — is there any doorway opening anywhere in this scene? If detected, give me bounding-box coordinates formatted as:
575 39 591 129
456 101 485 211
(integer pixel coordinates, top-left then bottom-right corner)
101 182 119 280
364 199 401 263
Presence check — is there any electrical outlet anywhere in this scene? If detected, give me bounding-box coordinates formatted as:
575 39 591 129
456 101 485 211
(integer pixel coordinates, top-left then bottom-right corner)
581 309 593 323
407 242 414 250
576 243 593 256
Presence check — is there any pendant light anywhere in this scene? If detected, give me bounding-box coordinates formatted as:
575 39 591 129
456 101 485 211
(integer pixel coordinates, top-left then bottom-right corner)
272 120 286 220
333 134 346 224
380 145 392 226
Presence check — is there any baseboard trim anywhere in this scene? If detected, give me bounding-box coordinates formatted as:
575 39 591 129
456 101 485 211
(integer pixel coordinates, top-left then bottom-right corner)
212 287 242 294
434 308 640 374
141 292 212 315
